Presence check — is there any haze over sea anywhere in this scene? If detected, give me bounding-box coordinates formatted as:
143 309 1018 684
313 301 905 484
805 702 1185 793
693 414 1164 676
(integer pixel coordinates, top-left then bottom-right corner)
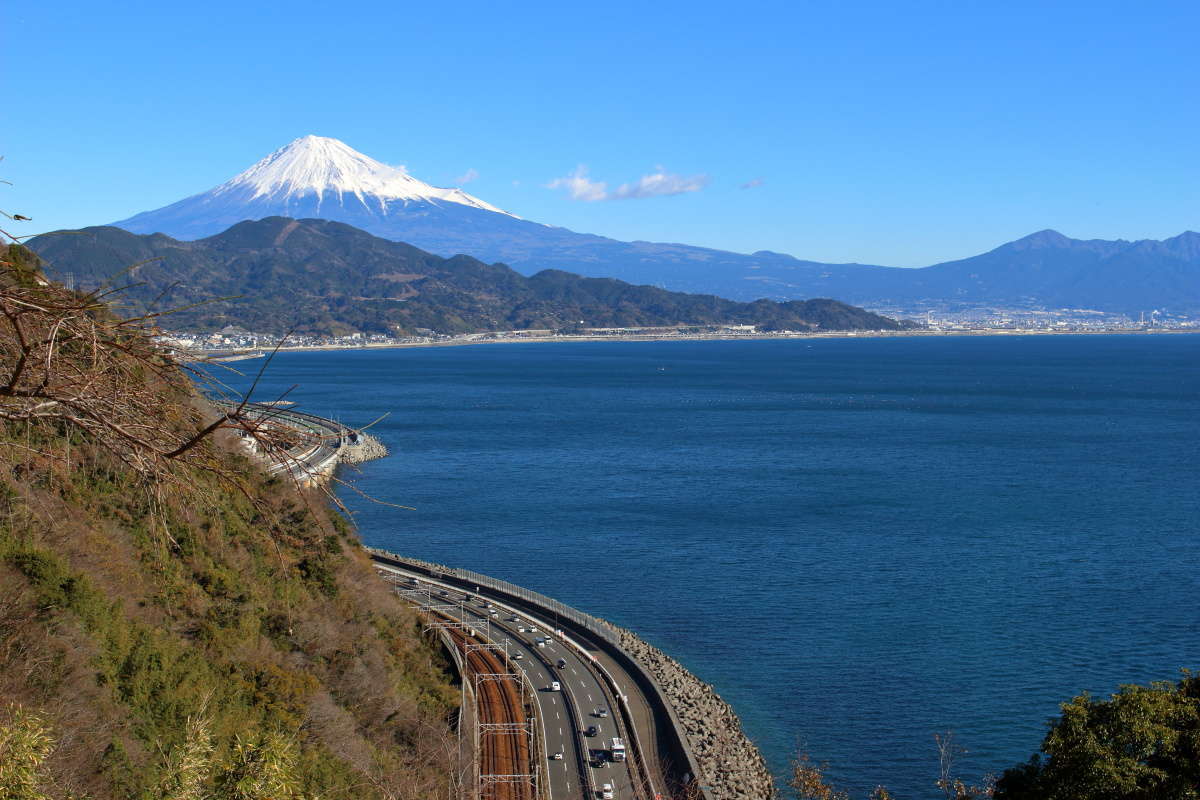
224 334 1199 797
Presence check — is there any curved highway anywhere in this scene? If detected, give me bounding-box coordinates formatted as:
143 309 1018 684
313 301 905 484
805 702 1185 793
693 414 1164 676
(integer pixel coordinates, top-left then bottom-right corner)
238 403 345 482
242 405 684 797
378 564 651 800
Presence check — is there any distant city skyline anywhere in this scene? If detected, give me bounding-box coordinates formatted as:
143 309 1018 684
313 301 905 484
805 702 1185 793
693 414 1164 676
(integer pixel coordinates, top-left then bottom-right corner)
5 0 1198 266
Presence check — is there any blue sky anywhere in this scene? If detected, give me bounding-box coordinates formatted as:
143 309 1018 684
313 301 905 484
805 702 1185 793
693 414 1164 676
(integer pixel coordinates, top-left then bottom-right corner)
4 0 1198 265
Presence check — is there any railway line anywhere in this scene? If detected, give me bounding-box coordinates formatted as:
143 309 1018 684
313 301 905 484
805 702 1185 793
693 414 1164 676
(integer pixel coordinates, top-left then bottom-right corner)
235 402 347 482
440 622 536 800
388 568 662 800
245 405 701 798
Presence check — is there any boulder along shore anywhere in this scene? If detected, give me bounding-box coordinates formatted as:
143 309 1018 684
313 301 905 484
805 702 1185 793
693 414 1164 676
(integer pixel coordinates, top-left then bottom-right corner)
607 624 776 800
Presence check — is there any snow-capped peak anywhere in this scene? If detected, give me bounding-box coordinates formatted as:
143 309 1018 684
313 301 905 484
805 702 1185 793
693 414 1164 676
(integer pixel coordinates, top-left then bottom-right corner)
214 135 513 216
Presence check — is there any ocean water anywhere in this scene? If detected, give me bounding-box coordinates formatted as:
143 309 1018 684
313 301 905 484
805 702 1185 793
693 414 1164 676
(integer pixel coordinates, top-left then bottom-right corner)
219 335 1200 797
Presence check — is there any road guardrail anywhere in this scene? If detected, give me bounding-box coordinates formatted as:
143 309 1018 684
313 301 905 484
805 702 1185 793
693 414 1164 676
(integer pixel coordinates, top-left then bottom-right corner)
366 547 710 800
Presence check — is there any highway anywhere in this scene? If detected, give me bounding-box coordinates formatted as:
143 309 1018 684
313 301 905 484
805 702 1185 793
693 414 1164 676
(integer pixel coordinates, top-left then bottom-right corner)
244 405 687 797
237 403 345 482
378 564 652 800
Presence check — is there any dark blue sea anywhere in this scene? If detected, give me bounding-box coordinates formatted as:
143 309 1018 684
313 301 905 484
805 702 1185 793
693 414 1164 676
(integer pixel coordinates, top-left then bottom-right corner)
219 335 1200 798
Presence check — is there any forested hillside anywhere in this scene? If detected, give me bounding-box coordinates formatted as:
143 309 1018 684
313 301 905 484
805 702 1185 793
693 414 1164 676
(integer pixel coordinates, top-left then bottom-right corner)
29 218 906 337
0 244 461 799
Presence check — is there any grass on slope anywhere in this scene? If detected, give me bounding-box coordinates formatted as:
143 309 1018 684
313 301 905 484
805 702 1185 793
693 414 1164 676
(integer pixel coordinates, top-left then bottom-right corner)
0 245 461 799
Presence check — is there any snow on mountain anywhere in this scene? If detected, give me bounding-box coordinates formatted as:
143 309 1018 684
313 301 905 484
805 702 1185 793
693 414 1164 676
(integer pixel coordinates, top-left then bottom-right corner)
108 136 1200 314
112 135 523 241
215 135 513 215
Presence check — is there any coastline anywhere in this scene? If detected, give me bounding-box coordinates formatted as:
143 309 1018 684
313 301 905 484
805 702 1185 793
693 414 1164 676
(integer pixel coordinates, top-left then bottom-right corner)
205 326 1200 358
365 547 775 800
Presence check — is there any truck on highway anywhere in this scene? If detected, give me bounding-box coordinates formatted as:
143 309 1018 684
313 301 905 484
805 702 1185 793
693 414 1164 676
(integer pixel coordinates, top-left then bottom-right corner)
610 737 626 762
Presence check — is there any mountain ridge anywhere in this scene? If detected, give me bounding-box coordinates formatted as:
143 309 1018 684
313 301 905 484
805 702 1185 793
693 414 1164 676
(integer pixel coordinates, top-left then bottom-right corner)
30 217 906 336
110 137 1200 314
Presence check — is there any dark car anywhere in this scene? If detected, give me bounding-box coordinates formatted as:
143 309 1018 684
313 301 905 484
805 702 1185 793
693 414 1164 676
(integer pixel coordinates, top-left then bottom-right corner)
586 725 598 737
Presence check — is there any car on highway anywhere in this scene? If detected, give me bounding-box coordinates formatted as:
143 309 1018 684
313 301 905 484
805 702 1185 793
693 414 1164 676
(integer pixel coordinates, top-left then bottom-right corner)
511 652 523 660
552 750 563 760
508 615 520 622
556 658 567 668
599 782 614 799
585 725 598 737
550 681 561 691
594 707 608 718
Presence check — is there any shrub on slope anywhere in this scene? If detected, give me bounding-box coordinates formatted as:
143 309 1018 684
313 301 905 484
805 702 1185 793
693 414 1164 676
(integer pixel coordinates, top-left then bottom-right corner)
0 246 460 799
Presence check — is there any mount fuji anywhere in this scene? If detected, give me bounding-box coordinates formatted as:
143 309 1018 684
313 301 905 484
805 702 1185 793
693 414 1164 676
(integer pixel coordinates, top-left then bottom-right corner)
114 135 529 243
111 136 1200 315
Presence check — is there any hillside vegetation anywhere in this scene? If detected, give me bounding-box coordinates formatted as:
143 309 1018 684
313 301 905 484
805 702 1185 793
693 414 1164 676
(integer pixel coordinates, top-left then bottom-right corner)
29 218 906 337
0 244 461 799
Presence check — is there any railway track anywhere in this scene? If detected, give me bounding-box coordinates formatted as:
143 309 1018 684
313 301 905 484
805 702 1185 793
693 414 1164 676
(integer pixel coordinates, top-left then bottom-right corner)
388 567 676 800
441 623 536 800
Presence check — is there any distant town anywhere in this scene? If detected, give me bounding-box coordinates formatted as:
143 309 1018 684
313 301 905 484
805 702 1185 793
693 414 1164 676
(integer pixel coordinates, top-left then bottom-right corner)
157 308 1199 357
873 305 1200 332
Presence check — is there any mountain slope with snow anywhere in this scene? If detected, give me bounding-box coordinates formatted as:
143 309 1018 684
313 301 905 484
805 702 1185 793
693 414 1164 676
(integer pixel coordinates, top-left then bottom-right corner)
111 136 1200 314
214 134 512 214
114 135 520 241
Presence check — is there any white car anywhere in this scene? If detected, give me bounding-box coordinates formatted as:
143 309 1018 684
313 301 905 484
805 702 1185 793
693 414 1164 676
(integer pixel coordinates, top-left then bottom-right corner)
552 750 564 760
550 681 561 691
600 783 614 799
511 652 523 660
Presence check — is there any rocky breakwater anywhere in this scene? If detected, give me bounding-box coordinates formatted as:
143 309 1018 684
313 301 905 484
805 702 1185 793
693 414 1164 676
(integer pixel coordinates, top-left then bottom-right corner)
611 625 775 800
339 431 388 465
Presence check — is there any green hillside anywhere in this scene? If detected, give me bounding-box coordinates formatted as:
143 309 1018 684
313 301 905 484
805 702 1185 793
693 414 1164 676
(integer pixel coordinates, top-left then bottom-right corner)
0 244 460 799
29 218 907 337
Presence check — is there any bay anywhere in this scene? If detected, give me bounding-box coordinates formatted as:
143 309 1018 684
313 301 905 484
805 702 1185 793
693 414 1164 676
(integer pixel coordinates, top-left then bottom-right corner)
218 334 1200 797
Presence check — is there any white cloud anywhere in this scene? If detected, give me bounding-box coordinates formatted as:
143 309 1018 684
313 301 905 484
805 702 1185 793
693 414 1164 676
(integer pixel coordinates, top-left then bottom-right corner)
455 167 480 185
545 165 609 202
612 166 710 199
740 177 764 189
547 164 709 202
